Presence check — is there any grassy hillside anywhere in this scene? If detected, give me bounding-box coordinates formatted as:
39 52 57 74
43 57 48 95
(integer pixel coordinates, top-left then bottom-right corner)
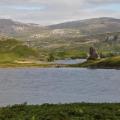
1 18 120 61
1 103 120 120
28 31 120 60
0 39 39 63
48 17 120 35
1 18 120 54
1 17 120 40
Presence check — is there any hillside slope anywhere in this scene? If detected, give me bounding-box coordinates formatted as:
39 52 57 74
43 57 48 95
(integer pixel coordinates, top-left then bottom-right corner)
0 18 120 60
0 17 120 40
48 17 120 35
0 39 39 63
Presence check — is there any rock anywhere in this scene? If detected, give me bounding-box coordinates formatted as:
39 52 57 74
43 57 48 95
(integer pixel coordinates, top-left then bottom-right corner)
88 47 99 60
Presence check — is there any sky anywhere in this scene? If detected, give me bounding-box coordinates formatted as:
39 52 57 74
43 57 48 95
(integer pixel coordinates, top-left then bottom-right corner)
0 0 120 25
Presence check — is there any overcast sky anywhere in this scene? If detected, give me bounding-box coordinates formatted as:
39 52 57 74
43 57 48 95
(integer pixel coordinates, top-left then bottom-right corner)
0 0 120 25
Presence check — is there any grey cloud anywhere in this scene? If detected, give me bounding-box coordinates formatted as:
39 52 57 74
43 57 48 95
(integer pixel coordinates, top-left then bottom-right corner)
0 0 119 25
85 0 120 4
1 0 120 6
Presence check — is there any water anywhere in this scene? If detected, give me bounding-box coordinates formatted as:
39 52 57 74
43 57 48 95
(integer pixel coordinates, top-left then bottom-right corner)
54 59 86 64
0 68 120 106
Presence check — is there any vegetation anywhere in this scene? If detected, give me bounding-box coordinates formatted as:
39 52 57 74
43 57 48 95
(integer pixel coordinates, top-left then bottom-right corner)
0 38 88 62
70 56 120 68
1 103 120 120
47 53 55 62
47 50 87 61
0 62 59 68
0 36 120 68
0 38 39 63
1 18 120 61
28 31 120 61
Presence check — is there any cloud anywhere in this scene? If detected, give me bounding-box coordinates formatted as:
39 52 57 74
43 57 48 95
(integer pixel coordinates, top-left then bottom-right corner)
0 0 119 25
85 0 120 4
0 0 120 6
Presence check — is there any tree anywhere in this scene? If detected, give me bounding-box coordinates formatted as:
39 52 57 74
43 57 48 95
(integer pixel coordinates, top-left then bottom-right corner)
48 53 54 62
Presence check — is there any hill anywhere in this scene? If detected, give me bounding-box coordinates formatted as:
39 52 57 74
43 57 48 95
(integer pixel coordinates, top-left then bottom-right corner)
0 38 39 63
0 17 120 40
0 17 120 60
48 17 120 35
0 19 46 40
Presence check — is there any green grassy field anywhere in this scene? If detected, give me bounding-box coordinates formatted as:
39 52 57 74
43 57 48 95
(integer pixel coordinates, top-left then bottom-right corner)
1 103 120 120
0 38 88 62
0 39 40 62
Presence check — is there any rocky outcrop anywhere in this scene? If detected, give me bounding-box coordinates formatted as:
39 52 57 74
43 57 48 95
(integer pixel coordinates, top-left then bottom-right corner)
88 47 99 60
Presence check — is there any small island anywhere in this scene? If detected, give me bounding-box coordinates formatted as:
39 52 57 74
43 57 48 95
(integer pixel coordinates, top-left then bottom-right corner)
70 47 120 69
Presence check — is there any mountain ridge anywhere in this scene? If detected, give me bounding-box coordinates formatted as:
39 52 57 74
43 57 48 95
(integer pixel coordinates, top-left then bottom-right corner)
48 17 120 35
0 17 120 40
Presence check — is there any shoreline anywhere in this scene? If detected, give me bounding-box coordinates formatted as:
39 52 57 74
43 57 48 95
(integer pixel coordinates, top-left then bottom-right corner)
69 56 120 69
0 63 119 69
0 62 68 68
0 56 120 69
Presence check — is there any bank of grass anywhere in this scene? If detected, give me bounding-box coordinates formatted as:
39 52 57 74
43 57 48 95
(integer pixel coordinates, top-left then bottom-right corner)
70 56 120 68
1 56 120 68
0 61 58 68
1 103 120 120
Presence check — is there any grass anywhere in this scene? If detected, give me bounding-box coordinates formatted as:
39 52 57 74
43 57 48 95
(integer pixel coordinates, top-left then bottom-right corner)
70 56 120 68
0 38 40 63
49 50 87 60
1 103 120 120
0 38 88 62
0 38 120 68
0 63 55 68
28 31 120 60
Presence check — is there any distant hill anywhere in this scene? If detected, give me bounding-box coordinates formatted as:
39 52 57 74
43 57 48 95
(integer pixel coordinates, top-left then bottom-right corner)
0 17 120 60
0 17 120 40
48 17 120 35
0 19 45 40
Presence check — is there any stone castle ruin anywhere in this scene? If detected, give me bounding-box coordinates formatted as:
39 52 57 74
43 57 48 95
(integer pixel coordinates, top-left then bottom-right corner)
88 47 99 60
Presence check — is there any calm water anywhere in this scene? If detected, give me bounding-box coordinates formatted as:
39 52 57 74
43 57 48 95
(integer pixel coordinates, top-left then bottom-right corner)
54 59 86 64
0 68 120 106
